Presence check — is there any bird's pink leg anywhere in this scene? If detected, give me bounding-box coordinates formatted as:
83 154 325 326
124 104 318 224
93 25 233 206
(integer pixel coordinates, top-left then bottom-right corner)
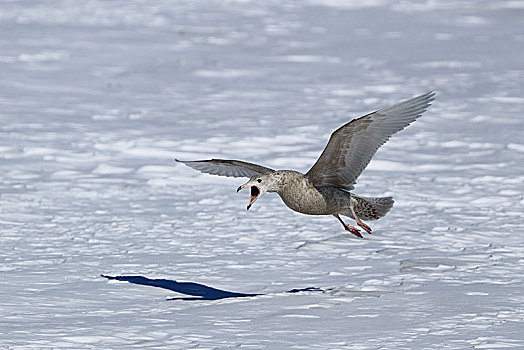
334 214 363 238
350 206 372 234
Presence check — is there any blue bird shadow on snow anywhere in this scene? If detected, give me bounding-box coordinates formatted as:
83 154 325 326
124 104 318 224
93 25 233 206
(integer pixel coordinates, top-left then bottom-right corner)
102 275 324 301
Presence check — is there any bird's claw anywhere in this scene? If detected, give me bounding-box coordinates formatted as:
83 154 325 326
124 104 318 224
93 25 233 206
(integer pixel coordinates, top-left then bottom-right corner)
358 222 372 234
344 225 363 238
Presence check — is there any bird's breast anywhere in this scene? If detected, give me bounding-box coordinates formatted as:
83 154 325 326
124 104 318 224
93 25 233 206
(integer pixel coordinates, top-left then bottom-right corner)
277 178 335 215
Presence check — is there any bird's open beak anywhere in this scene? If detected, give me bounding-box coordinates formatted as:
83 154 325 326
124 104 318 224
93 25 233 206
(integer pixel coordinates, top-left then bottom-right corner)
237 183 261 210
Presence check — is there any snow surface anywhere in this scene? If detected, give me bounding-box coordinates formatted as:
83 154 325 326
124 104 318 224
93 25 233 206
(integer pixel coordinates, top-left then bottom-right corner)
1 0 523 348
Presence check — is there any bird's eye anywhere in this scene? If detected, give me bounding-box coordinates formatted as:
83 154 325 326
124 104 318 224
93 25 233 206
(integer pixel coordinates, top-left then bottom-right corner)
257 179 262 183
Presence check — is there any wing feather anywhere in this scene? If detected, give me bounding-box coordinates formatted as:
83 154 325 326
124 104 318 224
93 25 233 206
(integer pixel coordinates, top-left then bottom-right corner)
176 159 274 178
306 92 435 189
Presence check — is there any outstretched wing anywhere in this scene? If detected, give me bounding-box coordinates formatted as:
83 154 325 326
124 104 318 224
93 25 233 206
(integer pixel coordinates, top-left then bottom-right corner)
306 92 435 190
176 159 274 178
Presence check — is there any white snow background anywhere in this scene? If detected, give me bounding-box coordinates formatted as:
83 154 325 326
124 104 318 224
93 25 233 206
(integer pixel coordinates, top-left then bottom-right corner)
1 0 523 348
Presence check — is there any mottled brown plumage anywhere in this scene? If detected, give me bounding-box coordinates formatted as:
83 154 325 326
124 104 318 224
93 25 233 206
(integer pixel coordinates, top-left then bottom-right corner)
177 92 435 237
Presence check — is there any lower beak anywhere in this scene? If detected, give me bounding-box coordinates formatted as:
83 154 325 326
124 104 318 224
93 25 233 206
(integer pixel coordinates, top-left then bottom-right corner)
247 186 260 210
247 197 256 210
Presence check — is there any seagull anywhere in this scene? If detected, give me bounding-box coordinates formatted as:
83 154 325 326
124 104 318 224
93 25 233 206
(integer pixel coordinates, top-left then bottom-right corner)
176 92 435 237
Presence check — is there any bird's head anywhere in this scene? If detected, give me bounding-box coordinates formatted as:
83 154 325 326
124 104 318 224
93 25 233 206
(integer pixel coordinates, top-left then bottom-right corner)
236 173 280 210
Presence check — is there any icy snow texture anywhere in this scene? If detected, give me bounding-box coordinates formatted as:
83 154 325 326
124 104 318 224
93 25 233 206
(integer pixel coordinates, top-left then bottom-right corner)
1 0 523 349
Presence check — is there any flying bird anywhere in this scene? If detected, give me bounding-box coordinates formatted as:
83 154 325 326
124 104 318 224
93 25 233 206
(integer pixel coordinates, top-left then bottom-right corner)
177 92 435 237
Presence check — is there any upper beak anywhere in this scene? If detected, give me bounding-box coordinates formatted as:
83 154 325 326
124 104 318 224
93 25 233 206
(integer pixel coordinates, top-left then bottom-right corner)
237 184 247 193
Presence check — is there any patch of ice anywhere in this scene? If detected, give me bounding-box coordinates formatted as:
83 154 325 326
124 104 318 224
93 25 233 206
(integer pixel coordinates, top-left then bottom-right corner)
306 0 390 9
193 69 261 78
478 96 524 104
4 170 39 180
440 140 469 148
470 196 512 206
331 89 362 97
364 85 401 94
92 164 133 175
198 198 223 205
268 157 312 169
456 16 490 27
234 237 264 245
91 114 119 121
412 61 482 69
471 175 524 185
474 342 522 349
137 165 175 174
507 143 524 153
466 292 489 296
51 170 82 179
16 50 69 63
280 314 321 318
124 147 177 159
23 147 60 156
435 33 452 40
467 142 499 149
367 160 451 172
498 189 521 196
273 55 341 64
146 179 173 187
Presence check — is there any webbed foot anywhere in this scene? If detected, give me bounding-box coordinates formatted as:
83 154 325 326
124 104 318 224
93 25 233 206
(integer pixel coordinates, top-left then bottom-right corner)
343 224 363 238
357 221 372 234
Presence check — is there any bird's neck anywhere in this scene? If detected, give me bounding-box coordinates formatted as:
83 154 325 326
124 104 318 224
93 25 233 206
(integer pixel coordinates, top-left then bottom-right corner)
271 170 309 194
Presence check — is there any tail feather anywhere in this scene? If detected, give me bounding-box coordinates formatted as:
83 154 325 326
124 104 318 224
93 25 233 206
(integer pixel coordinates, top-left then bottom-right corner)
352 195 394 221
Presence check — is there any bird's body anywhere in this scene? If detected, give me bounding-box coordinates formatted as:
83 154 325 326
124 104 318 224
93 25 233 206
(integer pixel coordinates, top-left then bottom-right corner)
177 92 435 237
265 170 391 219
